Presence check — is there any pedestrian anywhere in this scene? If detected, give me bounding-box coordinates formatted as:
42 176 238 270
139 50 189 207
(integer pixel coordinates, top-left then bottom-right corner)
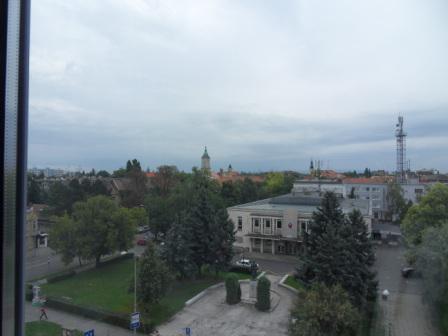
39 307 48 320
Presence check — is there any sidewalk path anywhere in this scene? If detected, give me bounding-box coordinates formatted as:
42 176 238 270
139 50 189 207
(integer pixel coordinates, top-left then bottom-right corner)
25 302 135 336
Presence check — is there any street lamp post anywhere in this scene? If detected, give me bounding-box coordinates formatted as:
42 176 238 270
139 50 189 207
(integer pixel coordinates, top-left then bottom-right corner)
134 255 137 336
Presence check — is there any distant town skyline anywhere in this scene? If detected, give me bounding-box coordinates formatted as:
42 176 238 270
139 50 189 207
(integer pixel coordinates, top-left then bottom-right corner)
29 1 448 172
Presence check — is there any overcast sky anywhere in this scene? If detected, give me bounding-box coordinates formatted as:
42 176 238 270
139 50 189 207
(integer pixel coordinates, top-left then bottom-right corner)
29 0 448 173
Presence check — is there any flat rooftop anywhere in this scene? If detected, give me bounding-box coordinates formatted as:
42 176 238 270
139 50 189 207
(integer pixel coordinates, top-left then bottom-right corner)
228 193 370 216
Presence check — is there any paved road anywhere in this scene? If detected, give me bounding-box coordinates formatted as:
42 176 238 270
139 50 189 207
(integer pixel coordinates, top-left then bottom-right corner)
233 252 297 275
373 244 440 336
26 239 147 282
25 248 79 281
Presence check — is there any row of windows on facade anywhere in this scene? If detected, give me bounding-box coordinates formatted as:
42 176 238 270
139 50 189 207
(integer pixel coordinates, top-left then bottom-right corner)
236 216 311 234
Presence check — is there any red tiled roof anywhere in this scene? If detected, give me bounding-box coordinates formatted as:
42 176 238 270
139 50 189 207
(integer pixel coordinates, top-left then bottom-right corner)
342 176 394 184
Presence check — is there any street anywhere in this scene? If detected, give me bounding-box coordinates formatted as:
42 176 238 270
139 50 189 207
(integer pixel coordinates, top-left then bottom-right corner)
26 236 148 282
233 252 298 275
25 248 78 281
373 244 440 336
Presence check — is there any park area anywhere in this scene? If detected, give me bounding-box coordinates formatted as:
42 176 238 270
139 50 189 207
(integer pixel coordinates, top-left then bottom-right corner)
40 258 251 327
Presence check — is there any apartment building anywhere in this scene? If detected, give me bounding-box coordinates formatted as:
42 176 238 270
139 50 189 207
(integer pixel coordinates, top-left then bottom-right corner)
292 178 429 221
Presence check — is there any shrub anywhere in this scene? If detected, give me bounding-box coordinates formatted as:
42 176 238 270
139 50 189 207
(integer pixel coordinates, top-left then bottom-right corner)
289 283 360 336
225 274 241 304
256 276 271 311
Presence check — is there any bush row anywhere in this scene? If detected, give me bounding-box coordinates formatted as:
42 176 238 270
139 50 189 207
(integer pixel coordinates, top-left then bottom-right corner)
45 296 154 334
97 252 135 268
44 253 135 284
47 270 77 284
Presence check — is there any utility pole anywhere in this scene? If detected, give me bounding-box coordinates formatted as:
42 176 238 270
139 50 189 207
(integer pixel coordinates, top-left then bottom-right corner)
134 255 137 336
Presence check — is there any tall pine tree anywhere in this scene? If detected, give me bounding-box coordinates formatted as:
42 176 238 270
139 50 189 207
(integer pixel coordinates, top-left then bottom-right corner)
300 192 377 309
163 170 234 278
163 213 198 279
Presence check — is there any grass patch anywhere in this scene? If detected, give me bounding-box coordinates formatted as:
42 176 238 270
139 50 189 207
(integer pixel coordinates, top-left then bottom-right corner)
42 259 135 313
284 275 304 291
25 321 82 336
41 259 250 326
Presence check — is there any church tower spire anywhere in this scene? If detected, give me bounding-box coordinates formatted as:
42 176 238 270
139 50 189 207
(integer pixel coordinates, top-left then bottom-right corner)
201 146 211 171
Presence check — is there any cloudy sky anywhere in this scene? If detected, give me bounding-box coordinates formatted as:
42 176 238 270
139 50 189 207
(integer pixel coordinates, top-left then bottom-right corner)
29 0 448 173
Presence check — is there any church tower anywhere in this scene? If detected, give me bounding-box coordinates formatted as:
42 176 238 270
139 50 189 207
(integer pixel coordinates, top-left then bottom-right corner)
309 159 314 176
201 146 211 171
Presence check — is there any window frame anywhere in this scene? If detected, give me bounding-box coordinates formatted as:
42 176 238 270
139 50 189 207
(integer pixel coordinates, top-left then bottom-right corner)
1 1 30 335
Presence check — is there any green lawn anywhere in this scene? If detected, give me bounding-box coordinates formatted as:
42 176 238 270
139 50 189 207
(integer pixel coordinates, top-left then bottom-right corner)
42 259 135 313
41 259 251 326
284 275 303 291
25 321 82 336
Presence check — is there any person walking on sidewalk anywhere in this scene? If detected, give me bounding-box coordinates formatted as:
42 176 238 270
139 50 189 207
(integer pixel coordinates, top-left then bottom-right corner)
39 307 48 320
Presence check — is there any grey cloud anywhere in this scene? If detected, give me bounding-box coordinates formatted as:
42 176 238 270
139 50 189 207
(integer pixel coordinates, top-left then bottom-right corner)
28 0 448 172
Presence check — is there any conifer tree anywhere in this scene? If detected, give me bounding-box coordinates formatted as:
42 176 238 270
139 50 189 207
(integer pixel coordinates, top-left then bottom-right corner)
163 170 234 278
300 192 377 309
137 242 173 311
346 209 377 307
163 214 198 279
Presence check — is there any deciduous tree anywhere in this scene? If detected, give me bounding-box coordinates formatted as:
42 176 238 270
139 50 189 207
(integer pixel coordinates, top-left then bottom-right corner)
50 196 135 266
49 214 83 265
386 181 407 223
415 222 448 308
402 183 448 246
289 283 360 336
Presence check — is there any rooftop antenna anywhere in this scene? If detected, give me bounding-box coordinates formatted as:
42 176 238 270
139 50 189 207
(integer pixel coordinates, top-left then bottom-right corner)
395 115 407 184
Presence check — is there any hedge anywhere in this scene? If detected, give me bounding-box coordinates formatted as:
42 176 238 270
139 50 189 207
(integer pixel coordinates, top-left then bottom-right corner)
45 296 155 334
46 270 76 284
256 276 271 311
225 274 241 304
45 253 134 284
96 252 134 268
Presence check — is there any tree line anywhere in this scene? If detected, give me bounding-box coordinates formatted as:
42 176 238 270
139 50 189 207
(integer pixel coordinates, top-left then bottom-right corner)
401 183 448 333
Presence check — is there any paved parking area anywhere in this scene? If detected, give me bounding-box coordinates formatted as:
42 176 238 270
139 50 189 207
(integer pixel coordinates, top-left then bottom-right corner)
373 244 440 336
157 275 295 336
233 252 298 275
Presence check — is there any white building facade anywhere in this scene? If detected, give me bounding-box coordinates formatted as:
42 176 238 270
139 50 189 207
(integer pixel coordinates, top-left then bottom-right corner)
228 194 371 256
292 179 429 221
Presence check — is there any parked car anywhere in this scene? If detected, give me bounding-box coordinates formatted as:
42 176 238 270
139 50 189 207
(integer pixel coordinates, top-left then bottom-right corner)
137 238 147 246
401 267 417 278
144 231 154 240
231 258 259 273
137 225 150 234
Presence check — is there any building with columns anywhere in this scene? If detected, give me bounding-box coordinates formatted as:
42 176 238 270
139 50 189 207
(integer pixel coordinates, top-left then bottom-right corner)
228 193 371 256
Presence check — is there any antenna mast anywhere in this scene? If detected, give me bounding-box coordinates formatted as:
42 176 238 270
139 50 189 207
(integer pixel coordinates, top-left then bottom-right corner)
395 116 407 184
